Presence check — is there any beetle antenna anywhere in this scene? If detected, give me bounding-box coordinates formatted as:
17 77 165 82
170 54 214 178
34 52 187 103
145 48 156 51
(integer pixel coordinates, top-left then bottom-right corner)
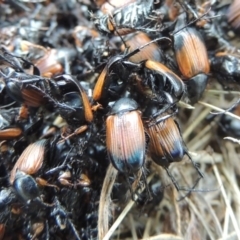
174 151 204 201
0 101 16 109
124 37 172 60
210 98 240 115
177 176 202 202
172 7 211 36
185 152 204 178
108 17 128 49
164 166 203 201
164 167 180 191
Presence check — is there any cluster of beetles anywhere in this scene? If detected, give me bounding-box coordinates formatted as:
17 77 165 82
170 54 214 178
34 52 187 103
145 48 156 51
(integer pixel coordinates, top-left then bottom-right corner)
1 0 240 239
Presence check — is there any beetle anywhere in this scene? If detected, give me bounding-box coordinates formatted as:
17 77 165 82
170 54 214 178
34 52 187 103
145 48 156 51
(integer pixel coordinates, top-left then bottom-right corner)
9 138 59 195
92 36 184 102
54 74 94 123
0 127 22 140
106 97 146 173
0 68 57 108
0 66 93 124
10 139 49 184
218 103 240 138
0 47 93 118
172 13 210 104
211 51 240 87
20 40 76 78
93 0 157 35
143 97 203 190
100 0 137 15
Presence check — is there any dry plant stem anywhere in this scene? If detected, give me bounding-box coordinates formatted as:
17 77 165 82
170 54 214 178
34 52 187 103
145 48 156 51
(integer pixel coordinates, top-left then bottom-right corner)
223 192 231 238
223 142 240 224
221 165 240 229
185 198 215 240
98 164 118 240
172 187 181 236
197 194 223 237
198 101 240 121
189 133 212 152
187 119 217 149
189 151 223 164
212 161 240 239
178 166 221 236
224 137 240 144
222 165 240 206
129 214 138 240
154 193 167 235
103 174 154 240
185 211 201 240
182 107 210 140
102 196 134 240
217 231 238 240
140 233 184 240
142 217 153 239
205 89 240 95
178 101 195 109
153 162 181 235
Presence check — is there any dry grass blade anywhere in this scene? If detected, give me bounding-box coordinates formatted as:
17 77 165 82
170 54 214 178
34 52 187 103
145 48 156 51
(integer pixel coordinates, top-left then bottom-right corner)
224 137 240 144
198 194 223 237
212 161 240 239
140 233 184 240
185 197 216 240
182 107 210 140
142 216 153 239
103 196 135 240
205 89 240 95
129 214 138 240
178 101 195 109
217 231 238 240
98 164 118 240
223 192 231 238
187 119 217 149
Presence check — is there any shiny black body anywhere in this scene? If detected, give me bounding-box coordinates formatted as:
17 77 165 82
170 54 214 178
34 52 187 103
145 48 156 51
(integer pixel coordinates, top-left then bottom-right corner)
13 171 40 201
211 53 240 85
